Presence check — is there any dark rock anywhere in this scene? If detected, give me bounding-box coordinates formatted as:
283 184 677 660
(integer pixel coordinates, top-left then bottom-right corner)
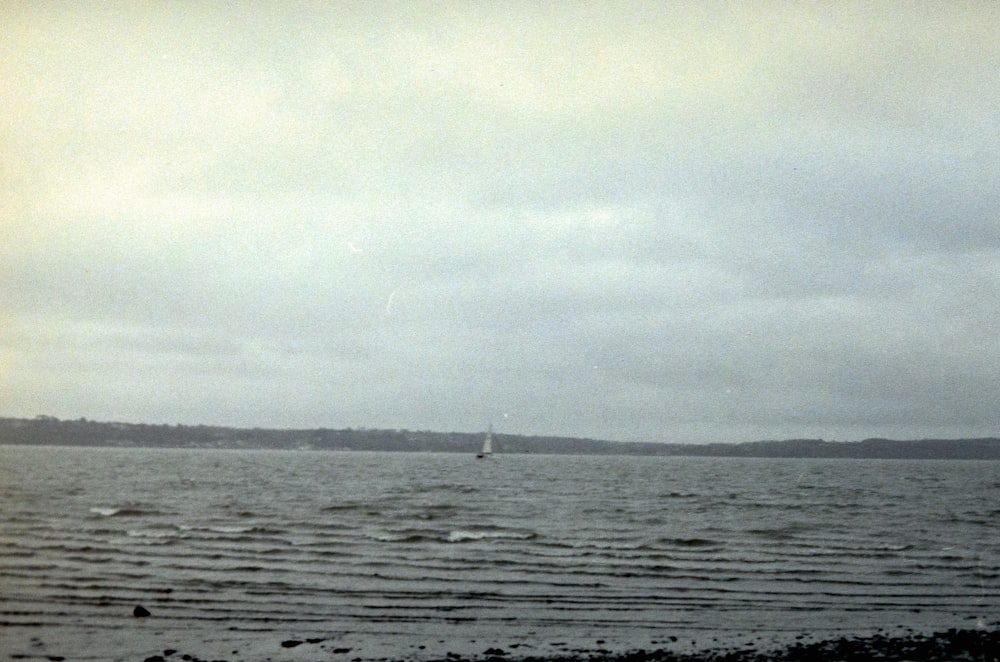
143 657 165 662
484 647 507 656
163 650 177 657
280 639 303 648
133 605 151 617
332 648 353 654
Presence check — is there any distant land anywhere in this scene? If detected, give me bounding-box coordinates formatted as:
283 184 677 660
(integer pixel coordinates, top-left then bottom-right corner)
2 416 1000 459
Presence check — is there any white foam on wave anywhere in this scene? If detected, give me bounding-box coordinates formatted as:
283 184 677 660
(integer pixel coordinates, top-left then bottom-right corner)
367 529 534 543
447 530 533 543
175 524 257 535
89 507 120 517
208 525 254 534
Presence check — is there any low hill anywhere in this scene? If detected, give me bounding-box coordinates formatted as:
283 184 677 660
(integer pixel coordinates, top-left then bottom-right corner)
3 416 999 459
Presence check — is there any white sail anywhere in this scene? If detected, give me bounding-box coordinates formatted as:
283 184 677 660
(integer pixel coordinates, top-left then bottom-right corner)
477 425 493 457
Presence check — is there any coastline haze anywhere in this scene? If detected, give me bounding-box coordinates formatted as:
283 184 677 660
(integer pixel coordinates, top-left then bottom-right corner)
3 3 999 444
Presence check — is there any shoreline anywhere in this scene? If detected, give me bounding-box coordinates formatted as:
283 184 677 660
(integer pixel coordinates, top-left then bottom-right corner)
7 626 997 662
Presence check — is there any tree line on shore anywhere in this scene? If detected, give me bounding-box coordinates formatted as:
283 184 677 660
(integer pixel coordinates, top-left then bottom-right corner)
3 416 1000 459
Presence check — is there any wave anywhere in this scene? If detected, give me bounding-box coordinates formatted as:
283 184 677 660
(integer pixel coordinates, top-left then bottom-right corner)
5 447 997 661
876 543 914 552
88 506 164 518
125 529 183 543
655 537 722 548
370 532 438 543
366 528 536 544
196 525 261 534
88 507 121 517
447 530 536 543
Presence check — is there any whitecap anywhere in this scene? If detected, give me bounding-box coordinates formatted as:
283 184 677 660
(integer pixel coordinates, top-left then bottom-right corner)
208 526 255 534
447 530 533 543
89 507 120 517
370 532 431 543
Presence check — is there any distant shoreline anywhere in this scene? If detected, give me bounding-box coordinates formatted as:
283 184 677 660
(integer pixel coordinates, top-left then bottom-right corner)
3 416 999 459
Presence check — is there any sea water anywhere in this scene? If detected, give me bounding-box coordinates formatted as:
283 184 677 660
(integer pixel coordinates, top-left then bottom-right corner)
0 446 997 660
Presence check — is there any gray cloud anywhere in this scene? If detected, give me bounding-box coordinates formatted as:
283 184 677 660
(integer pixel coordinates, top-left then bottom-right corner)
3 3 999 442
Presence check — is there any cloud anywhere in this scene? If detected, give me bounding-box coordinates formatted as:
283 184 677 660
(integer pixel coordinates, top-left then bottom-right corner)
2 2 999 442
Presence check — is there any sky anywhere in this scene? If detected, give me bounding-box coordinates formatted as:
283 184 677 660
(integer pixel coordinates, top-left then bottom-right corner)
3 2 999 444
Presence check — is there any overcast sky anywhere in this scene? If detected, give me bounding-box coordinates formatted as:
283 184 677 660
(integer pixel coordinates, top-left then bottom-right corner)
3 3 999 443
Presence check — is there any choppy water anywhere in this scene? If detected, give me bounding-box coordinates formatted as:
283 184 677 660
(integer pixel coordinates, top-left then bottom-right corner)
1 446 997 661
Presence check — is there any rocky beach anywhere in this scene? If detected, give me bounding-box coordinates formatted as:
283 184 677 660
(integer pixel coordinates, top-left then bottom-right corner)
8 625 999 662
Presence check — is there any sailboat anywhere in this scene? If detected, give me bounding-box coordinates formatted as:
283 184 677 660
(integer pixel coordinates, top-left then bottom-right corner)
476 425 493 459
